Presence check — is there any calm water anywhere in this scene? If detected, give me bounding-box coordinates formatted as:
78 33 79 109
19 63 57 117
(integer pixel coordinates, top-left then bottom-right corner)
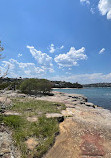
53 88 111 111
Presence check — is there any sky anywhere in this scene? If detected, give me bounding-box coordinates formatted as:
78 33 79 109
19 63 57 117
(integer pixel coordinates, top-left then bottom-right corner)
0 0 111 84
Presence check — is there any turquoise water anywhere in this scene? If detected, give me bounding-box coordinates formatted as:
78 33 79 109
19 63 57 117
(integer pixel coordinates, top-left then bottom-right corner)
53 88 111 110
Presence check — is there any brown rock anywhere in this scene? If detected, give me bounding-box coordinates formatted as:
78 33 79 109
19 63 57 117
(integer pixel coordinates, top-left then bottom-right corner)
25 138 38 150
27 116 38 122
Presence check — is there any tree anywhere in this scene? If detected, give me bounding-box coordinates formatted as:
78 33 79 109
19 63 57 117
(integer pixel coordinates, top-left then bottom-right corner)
0 41 4 58
0 41 9 78
20 78 53 95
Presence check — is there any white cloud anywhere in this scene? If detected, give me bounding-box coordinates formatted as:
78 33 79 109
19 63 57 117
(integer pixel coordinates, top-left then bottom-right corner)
1 45 55 78
54 47 87 67
90 8 95 14
18 53 22 57
49 44 64 53
1 58 54 78
80 0 90 5
99 48 105 54
27 45 53 67
49 44 56 53
60 45 64 49
98 0 111 19
49 73 111 84
68 68 72 70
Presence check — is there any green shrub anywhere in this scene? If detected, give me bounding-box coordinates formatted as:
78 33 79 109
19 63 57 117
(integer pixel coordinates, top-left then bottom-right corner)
20 78 52 95
0 82 10 90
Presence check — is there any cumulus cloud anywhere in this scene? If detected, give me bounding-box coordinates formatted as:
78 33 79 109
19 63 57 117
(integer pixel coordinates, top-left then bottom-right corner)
60 45 64 49
54 47 87 67
80 0 90 5
1 58 54 78
98 0 111 19
49 44 56 53
49 44 64 53
18 53 22 57
27 45 53 67
99 48 105 54
49 73 111 84
90 8 95 14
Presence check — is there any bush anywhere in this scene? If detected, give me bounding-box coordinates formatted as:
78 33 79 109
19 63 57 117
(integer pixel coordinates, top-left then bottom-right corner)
20 78 52 95
0 82 10 90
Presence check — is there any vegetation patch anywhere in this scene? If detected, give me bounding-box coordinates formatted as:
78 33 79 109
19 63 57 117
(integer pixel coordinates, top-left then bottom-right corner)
19 78 53 95
10 98 65 117
0 98 65 158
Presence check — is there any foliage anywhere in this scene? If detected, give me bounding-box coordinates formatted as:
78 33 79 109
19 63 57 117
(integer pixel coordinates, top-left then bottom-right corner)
20 78 53 95
0 41 9 78
0 41 4 54
0 82 10 90
52 81 83 88
84 82 111 87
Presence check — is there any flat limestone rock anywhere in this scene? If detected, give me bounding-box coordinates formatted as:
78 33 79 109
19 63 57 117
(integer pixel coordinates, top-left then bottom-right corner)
0 97 11 106
4 111 21 116
46 113 64 122
65 104 75 108
27 116 38 122
46 113 63 118
25 138 38 150
61 109 74 117
85 102 95 107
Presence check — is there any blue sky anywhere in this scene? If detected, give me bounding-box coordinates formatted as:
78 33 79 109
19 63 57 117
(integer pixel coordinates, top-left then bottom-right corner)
0 0 111 83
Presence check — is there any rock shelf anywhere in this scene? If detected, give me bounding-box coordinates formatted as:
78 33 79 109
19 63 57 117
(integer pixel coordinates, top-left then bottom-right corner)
0 91 111 158
40 91 111 158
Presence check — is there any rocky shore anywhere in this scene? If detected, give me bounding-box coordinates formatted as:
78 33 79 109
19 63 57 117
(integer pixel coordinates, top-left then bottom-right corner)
36 91 111 158
0 90 111 158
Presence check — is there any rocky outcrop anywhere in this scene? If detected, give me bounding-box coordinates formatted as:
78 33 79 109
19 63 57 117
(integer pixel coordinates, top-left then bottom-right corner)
0 125 21 158
1 90 111 158
42 92 111 158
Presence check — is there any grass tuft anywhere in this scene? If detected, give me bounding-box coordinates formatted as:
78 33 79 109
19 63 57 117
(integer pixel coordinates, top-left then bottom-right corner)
0 98 65 158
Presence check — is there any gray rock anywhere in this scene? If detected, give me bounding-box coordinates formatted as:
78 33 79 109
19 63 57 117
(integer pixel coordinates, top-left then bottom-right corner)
85 102 95 108
46 113 64 122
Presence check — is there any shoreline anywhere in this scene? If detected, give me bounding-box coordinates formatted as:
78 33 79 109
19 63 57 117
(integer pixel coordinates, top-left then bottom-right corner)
43 91 111 158
1 90 111 157
53 88 111 112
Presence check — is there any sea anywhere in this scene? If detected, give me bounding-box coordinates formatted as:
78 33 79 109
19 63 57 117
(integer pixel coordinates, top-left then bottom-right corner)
53 87 111 111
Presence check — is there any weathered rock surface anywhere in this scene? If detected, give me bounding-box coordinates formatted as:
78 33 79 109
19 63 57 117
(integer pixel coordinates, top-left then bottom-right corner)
46 113 64 122
0 97 11 106
25 138 38 150
41 92 111 158
0 125 21 158
27 116 38 122
1 90 111 158
4 111 21 116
